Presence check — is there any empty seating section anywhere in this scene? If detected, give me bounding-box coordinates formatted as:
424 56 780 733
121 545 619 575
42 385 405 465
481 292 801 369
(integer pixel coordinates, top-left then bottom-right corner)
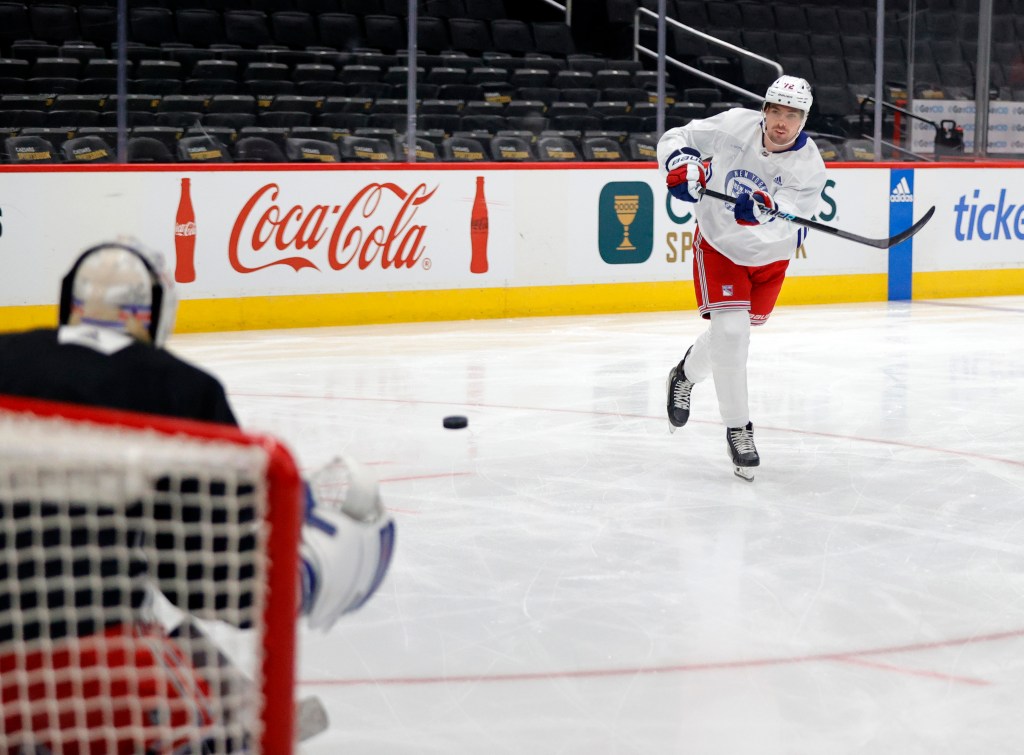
0 0 1015 162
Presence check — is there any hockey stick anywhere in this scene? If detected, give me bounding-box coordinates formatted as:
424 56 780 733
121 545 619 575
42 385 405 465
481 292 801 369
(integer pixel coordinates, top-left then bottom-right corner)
700 188 935 249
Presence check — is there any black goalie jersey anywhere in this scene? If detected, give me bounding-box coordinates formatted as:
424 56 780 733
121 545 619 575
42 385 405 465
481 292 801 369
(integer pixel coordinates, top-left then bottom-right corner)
0 325 252 644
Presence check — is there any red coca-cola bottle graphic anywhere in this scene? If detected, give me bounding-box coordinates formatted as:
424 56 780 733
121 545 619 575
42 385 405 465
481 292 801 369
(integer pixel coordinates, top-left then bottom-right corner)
174 177 196 283
470 176 489 274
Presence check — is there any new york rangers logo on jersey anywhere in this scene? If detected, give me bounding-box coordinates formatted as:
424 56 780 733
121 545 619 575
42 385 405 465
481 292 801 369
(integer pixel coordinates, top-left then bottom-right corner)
724 169 770 207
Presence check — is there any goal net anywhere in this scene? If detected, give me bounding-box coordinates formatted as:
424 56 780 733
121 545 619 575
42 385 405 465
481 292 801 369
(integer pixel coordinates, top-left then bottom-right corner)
0 395 302 754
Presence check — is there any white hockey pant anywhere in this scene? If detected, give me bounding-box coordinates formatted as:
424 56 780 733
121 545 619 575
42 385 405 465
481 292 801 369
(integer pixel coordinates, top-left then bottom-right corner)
682 309 751 428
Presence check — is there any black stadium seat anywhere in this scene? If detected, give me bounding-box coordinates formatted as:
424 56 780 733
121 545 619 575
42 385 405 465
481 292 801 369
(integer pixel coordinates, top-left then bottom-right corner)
28 77 79 95
318 13 362 50
234 134 285 162
19 126 73 152
62 134 115 162
48 109 100 128
440 134 487 161
237 125 288 148
286 136 341 161
0 4 32 54
245 62 289 81
805 6 841 34
176 10 225 48
258 110 312 128
178 134 232 161
224 10 274 48
124 135 171 162
32 57 79 78
208 94 258 114
136 60 183 81
395 134 440 161
4 134 61 163
318 111 368 130
773 5 808 33
340 0 383 13
204 111 257 130
460 113 505 133
489 133 532 161
29 4 80 46
448 18 493 56
739 3 774 30
155 111 203 129
705 1 741 29
184 78 238 95
490 20 533 55
425 0 464 17
363 15 405 52
0 59 30 81
535 134 580 161
340 134 394 161
531 22 575 57
293 63 335 82
129 7 176 47
417 16 451 54
581 136 624 161
272 11 318 49
462 0 506 21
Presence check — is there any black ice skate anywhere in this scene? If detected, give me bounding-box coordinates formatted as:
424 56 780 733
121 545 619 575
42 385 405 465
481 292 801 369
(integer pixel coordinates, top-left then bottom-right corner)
726 422 760 481
666 346 694 433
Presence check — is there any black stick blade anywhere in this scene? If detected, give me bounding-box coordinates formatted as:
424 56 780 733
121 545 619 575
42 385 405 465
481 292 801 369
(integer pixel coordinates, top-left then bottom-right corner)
882 205 935 249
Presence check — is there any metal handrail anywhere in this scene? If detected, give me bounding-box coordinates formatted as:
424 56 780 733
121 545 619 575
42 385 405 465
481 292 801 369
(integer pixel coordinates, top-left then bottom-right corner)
536 0 570 24
632 7 781 104
856 96 948 162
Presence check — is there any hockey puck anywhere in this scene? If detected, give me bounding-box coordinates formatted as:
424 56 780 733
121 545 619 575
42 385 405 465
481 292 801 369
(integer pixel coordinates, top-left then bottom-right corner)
443 415 468 429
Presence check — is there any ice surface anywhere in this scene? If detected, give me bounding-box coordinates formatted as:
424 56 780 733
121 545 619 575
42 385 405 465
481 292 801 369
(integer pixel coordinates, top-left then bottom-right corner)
172 297 1024 755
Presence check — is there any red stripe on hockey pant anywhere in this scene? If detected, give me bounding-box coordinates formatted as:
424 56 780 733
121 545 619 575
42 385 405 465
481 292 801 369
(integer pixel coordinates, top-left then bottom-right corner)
691 232 789 324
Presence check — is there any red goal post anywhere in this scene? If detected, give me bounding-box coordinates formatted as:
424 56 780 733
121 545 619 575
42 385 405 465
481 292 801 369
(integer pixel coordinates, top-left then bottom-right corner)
0 394 302 754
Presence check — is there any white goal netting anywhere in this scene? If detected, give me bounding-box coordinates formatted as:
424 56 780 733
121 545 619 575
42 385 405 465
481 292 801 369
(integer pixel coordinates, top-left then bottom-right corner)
0 398 301 754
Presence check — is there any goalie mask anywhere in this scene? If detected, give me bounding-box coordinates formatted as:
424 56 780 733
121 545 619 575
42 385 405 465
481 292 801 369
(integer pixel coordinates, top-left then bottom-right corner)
59 241 178 347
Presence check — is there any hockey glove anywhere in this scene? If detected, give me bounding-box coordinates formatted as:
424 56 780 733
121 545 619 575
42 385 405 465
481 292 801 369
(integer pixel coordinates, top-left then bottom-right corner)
300 456 396 631
665 147 710 203
734 190 776 226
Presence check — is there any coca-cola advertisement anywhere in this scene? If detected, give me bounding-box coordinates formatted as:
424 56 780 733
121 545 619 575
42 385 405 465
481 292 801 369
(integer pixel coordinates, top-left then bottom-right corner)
163 170 510 297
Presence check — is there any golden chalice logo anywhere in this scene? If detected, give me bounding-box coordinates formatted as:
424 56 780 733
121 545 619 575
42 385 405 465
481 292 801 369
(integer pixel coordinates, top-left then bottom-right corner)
613 194 640 251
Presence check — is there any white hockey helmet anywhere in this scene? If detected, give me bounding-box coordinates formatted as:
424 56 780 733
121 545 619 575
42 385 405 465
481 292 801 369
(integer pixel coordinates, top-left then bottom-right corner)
59 240 178 347
763 75 813 116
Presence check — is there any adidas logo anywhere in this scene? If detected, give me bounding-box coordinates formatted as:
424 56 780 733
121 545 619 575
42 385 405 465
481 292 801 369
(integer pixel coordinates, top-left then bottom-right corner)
890 176 913 202
774 176 783 185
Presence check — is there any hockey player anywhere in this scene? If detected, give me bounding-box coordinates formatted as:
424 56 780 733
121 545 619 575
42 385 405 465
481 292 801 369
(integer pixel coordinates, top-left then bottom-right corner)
0 240 395 753
657 75 827 480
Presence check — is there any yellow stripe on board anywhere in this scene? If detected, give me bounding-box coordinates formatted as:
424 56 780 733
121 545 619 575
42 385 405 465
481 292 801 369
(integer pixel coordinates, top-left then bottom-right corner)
914 268 1024 298
0 305 55 333
173 282 698 332
779 274 889 306
2 271 1015 335
172 274 888 331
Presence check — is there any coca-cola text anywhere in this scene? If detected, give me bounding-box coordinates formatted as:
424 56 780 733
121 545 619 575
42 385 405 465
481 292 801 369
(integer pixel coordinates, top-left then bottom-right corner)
229 181 437 273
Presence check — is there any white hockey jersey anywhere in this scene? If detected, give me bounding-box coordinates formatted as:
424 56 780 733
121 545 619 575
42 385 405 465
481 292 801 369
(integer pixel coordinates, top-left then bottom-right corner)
657 108 827 266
